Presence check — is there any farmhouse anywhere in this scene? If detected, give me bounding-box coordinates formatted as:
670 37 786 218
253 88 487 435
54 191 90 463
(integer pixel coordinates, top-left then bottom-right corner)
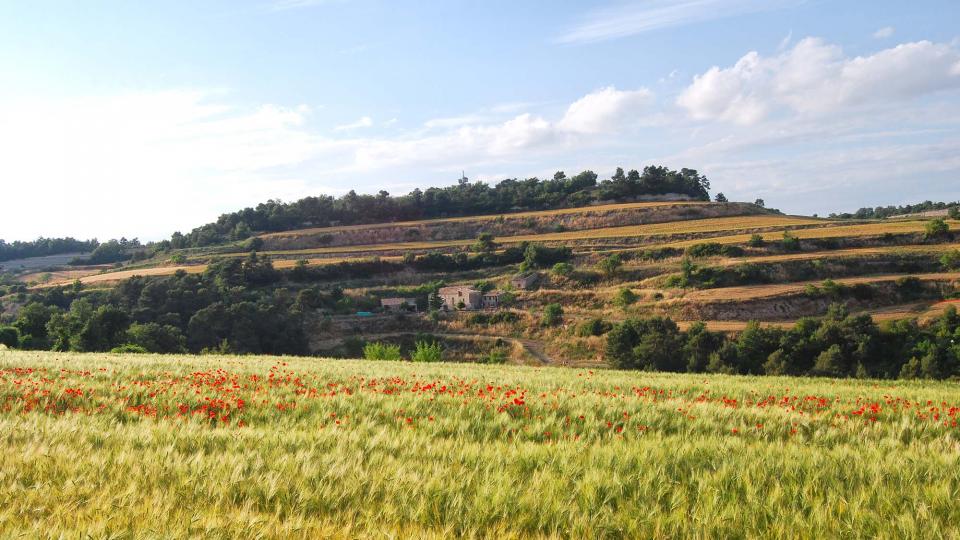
481 290 505 309
510 272 540 290
437 286 482 310
380 297 417 312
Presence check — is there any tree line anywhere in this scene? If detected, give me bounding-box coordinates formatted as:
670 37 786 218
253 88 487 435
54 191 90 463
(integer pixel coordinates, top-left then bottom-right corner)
831 200 960 220
0 237 98 264
604 304 960 380
164 166 711 248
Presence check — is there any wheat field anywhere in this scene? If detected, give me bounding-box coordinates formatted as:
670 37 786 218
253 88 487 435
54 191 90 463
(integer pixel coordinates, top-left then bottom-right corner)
2 350 960 538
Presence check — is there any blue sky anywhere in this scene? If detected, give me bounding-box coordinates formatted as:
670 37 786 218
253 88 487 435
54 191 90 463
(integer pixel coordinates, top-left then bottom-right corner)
1 0 959 241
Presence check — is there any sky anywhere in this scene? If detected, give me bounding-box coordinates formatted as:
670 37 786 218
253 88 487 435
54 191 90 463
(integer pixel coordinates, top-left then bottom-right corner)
1 0 959 242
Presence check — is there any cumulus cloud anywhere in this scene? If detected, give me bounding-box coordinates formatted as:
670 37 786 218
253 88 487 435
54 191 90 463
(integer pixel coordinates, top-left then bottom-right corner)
333 116 373 131
873 26 895 39
558 86 654 134
677 37 960 124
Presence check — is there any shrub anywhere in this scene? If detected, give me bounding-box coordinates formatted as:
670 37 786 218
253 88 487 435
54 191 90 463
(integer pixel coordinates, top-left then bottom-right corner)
685 243 744 258
578 318 612 337
169 253 186 264
483 349 508 364
363 342 402 361
941 250 960 270
551 262 574 277
542 304 564 327
110 344 148 354
781 232 801 252
747 234 765 247
949 206 960 220
925 218 950 239
0 326 19 348
410 340 443 362
597 254 623 276
613 287 638 308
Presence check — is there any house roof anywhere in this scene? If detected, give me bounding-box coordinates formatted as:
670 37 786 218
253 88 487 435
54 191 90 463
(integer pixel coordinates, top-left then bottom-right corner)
438 286 479 295
483 290 504 297
381 297 415 306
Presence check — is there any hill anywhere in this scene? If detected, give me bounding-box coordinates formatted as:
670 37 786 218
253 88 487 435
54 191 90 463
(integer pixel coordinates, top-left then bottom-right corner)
2 350 959 538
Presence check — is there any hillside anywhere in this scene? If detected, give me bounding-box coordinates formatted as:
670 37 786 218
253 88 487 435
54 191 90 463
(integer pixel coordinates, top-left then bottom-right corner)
2 350 960 538
1 196 958 378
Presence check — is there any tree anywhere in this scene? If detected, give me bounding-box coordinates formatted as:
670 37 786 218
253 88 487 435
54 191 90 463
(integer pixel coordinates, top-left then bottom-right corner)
714 193 728 203
748 234 765 248
542 303 564 327
0 326 19 348
13 303 54 349
940 250 960 270
551 262 574 277
684 322 723 372
472 232 497 253
949 206 960 220
781 231 801 252
754 199 765 208
925 218 950 239
597 254 623 277
613 287 637 308
127 322 187 353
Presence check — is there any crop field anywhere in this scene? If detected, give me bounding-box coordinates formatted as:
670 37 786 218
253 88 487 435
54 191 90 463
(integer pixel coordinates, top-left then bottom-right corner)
237 215 827 258
662 219 960 249
675 271 960 302
3 350 960 538
259 201 710 239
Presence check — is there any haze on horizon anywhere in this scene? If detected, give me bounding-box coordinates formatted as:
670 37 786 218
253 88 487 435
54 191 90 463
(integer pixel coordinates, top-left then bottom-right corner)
1 0 958 242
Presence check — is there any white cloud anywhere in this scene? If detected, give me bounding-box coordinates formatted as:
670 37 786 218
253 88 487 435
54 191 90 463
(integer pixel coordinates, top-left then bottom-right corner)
333 116 373 131
0 90 339 240
558 86 654 134
558 0 800 44
677 37 960 124
873 26 895 39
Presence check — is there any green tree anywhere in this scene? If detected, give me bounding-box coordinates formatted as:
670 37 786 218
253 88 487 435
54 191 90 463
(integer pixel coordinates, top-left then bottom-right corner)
925 218 950 239
597 254 623 277
949 206 960 220
0 326 19 348
754 199 765 208
714 193 728 203
472 232 497 253
127 322 187 353
542 303 564 327
551 262 574 277
613 287 637 308
747 234 765 247
941 250 960 270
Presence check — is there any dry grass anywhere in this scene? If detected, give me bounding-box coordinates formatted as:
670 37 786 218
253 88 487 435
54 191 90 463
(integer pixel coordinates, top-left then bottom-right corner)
259 201 710 239
676 271 960 302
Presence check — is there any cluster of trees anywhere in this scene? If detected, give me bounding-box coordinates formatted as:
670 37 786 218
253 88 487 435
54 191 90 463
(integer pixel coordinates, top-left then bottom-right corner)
831 201 960 220
0 237 98 263
70 238 143 265
166 166 711 248
605 305 960 379
2 253 308 355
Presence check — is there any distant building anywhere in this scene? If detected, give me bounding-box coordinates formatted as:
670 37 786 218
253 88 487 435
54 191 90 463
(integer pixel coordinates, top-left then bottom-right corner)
381 297 417 312
481 290 505 309
510 272 540 290
438 286 482 310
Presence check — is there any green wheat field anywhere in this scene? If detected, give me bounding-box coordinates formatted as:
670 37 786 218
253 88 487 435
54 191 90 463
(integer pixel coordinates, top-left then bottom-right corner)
2 349 959 538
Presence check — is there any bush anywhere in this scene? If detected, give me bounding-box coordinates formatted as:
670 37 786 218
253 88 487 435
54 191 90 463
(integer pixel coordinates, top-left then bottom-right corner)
110 344 148 354
542 304 564 327
949 206 960 220
597 254 623 276
685 243 744 258
483 348 508 364
551 262 574 277
941 250 960 270
0 326 19 348
363 342 402 361
410 340 443 362
613 287 637 308
578 318 612 337
925 218 950 239
781 232 801 252
747 234 765 247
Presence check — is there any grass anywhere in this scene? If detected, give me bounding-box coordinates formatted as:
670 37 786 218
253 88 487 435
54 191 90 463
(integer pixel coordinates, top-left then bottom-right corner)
3 350 960 538
259 200 711 239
